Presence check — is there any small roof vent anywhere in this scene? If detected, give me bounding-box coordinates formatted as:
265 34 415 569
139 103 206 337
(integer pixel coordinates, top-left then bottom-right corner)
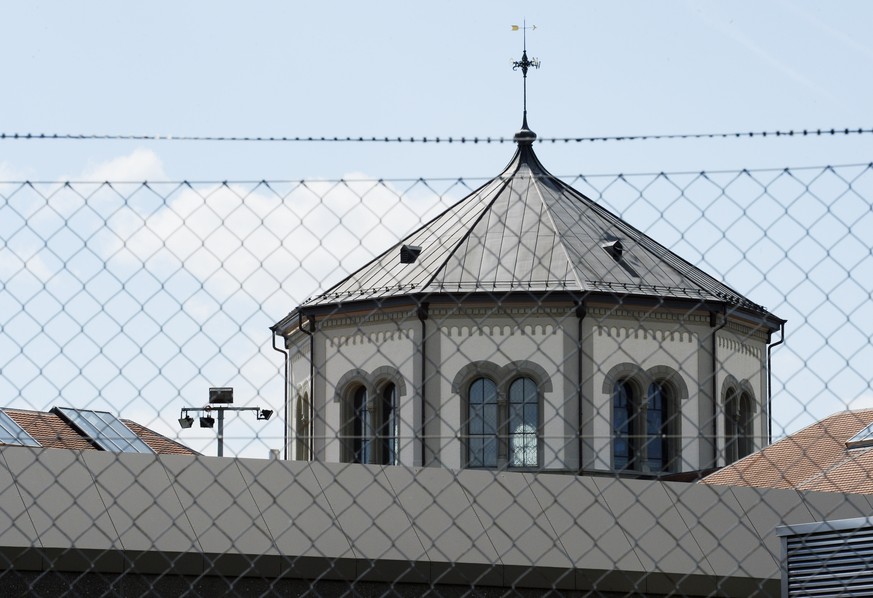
602 239 623 260
400 245 422 264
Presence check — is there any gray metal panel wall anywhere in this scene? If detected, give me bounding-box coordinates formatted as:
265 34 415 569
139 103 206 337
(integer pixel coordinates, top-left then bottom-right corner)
1 445 867 595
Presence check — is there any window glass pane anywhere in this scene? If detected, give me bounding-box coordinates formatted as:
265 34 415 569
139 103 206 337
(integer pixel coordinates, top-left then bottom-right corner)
56 407 152 454
469 405 484 435
482 436 498 467
613 381 633 469
468 438 483 467
352 387 370 463
725 389 739 464
738 393 753 459
468 378 498 467
510 422 537 467
508 377 539 468
379 384 397 465
646 383 665 471
296 392 310 460
483 404 498 435
0 411 40 447
510 378 536 404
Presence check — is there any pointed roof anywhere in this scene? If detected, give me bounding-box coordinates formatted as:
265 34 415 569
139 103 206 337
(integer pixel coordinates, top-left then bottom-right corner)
286 121 781 328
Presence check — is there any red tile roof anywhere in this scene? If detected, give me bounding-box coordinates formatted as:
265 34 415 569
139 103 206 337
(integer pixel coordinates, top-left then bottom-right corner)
2 408 197 456
701 409 873 494
123 419 196 455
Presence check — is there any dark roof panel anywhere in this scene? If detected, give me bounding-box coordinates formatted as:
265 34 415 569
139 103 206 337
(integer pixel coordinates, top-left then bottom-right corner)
293 130 779 325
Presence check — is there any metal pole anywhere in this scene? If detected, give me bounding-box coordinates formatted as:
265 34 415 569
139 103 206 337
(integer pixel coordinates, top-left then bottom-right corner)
217 408 224 457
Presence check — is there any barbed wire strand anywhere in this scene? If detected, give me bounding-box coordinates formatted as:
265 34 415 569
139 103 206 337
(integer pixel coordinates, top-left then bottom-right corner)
1 161 870 186
1 127 871 144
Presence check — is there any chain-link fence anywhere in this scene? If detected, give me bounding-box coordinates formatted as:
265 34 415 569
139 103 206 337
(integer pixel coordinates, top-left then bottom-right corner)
1 163 872 595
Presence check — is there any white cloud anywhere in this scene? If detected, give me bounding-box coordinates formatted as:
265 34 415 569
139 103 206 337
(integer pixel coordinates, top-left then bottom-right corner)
80 148 167 182
95 174 454 309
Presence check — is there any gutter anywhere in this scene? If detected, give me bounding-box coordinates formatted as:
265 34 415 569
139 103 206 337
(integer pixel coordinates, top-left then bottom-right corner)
710 305 728 469
271 329 289 460
766 322 786 445
418 302 429 467
299 312 315 461
576 300 587 475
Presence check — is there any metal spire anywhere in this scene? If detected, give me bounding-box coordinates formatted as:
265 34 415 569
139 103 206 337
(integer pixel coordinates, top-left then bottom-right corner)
512 21 540 119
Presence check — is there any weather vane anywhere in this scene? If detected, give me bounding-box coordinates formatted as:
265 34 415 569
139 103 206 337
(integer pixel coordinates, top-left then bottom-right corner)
511 21 540 117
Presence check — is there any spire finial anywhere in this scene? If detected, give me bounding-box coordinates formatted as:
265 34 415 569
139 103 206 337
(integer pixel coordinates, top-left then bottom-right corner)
511 21 540 144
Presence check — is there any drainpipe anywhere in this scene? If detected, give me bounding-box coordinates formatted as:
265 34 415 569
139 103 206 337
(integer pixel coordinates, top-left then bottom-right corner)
271 328 288 460
710 305 728 469
417 302 429 467
299 312 315 461
766 322 785 445
576 301 587 475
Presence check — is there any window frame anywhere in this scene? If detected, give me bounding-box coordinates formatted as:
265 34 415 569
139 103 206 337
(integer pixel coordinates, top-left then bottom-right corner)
724 382 755 464
606 364 684 474
457 363 547 470
337 367 407 465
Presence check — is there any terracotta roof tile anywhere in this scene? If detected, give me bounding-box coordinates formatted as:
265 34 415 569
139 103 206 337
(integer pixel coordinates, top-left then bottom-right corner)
122 420 197 456
701 409 873 494
4 409 96 451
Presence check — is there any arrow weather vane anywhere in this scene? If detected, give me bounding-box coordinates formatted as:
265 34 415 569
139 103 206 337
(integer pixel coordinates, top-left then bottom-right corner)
512 21 540 117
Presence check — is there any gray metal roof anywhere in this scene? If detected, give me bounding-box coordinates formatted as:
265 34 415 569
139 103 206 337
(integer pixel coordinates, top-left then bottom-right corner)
296 125 778 323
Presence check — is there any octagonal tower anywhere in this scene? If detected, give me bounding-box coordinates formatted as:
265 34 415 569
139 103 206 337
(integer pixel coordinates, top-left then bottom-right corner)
272 120 784 476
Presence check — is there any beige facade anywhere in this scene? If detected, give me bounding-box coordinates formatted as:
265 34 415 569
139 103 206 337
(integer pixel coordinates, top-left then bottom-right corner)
283 297 772 475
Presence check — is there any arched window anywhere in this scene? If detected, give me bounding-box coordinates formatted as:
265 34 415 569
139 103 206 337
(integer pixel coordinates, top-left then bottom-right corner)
457 363 548 470
351 386 371 464
509 377 538 467
377 383 398 465
295 392 310 461
613 379 678 473
467 378 498 468
645 382 678 472
613 380 638 471
738 393 754 459
725 387 754 464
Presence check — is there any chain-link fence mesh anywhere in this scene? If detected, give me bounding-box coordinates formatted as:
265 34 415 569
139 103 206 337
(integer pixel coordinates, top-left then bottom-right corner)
1 163 872 595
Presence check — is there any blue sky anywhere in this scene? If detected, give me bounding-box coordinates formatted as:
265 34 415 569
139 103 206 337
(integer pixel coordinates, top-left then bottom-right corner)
2 1 872 181
1 1 873 456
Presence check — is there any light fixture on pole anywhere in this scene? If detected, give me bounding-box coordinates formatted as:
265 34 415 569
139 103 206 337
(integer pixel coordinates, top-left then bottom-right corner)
177 387 274 457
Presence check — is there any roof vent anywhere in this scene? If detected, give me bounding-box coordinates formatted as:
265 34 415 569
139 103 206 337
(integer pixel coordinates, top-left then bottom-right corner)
602 240 623 260
400 245 422 264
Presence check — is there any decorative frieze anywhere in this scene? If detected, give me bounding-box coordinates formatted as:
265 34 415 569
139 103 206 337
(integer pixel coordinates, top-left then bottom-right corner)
595 326 696 344
328 328 415 348
718 336 763 358
440 323 556 339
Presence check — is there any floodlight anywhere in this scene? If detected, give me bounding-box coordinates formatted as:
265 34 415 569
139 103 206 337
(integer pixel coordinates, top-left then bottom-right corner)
200 415 215 428
209 387 234 404
259 409 273 421
178 415 194 429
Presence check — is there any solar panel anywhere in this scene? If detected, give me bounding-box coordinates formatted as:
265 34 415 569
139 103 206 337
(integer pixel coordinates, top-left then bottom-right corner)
847 422 873 449
54 407 154 454
0 410 41 447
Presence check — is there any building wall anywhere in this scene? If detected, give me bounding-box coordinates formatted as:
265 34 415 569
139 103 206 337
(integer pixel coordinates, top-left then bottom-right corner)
715 323 769 466
586 309 706 472
429 306 575 470
285 301 771 474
